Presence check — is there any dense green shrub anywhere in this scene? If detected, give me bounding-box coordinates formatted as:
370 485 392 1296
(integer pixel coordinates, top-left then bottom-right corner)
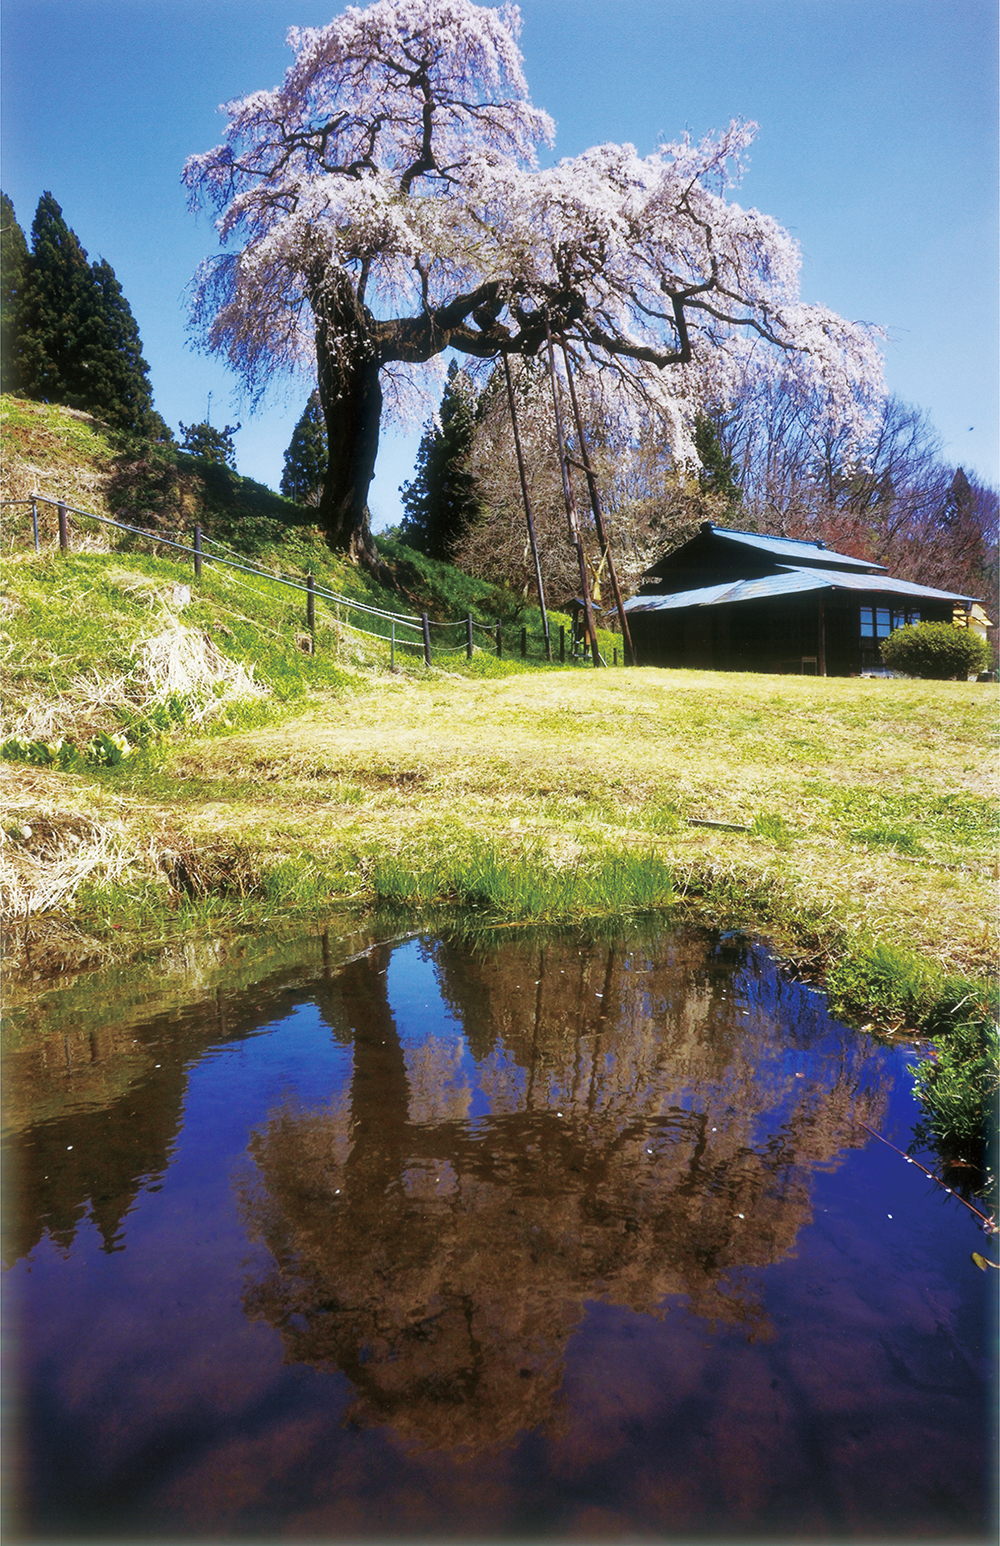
880 621 991 680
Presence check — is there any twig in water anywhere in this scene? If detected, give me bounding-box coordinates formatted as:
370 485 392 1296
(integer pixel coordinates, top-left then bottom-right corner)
857 1119 996 1236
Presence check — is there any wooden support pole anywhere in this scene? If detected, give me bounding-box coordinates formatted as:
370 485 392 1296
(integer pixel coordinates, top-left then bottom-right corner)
307 573 316 633
57 500 68 552
559 337 636 666
422 611 432 668
30 498 39 553
503 353 551 660
466 612 474 660
544 317 600 667
194 523 203 579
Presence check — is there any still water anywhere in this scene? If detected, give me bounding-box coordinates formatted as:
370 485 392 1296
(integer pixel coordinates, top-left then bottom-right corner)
2 924 995 1541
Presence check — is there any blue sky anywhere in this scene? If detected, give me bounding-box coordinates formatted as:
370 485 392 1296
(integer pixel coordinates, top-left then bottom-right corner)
2 0 997 528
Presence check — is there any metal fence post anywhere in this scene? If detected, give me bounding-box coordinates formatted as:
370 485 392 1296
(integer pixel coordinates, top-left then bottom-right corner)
391 621 396 670
422 611 432 667
307 573 315 634
30 498 39 553
57 501 68 552
194 523 202 579
466 613 474 660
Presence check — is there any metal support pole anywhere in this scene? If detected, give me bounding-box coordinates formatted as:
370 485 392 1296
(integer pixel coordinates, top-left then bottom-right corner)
194 523 203 579
544 317 600 667
307 573 316 634
57 500 68 552
503 353 551 660
466 612 474 661
560 337 636 666
30 498 39 553
391 621 396 670
818 598 827 677
422 611 432 667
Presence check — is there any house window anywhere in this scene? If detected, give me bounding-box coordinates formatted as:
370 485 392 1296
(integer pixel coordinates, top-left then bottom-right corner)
860 605 920 638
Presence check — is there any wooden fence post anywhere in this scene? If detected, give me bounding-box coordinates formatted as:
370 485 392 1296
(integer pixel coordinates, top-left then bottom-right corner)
57 501 68 552
30 498 39 553
466 613 474 660
496 620 502 659
194 523 203 579
422 611 432 667
307 573 315 634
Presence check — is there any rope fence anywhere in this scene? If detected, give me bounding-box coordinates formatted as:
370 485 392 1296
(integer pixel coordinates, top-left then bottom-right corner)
2 492 617 668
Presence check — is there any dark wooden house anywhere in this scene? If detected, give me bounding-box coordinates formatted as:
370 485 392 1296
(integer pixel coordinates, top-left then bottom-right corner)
624 523 980 676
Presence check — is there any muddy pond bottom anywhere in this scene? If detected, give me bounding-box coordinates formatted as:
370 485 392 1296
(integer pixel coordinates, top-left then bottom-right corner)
3 924 995 1541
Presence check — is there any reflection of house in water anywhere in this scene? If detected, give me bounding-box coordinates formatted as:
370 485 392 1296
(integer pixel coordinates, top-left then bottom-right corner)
238 931 890 1454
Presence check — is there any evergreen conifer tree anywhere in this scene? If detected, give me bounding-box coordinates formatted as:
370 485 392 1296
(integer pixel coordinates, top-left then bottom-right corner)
17 192 95 408
1 193 28 394
86 257 162 436
399 361 481 560
694 412 742 510
178 420 240 468
281 391 327 504
15 192 163 436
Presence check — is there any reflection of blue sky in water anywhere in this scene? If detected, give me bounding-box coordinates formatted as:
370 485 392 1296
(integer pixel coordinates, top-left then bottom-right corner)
3 925 993 1541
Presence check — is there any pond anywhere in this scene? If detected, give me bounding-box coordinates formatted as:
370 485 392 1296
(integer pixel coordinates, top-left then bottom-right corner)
2 923 995 1541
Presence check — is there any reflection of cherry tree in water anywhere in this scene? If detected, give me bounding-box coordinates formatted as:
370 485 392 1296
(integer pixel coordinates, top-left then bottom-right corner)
237 933 889 1453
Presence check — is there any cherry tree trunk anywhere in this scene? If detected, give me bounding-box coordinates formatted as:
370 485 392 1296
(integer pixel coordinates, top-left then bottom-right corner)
315 306 385 570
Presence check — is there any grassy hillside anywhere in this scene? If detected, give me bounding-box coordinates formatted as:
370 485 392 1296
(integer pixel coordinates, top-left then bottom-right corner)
2 398 997 1028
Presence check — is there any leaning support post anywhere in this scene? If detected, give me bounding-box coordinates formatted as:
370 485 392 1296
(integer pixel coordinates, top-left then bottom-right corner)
466 613 474 661
30 498 39 553
307 573 316 634
421 611 432 668
560 337 636 666
57 500 68 552
194 523 203 579
544 318 600 667
502 353 551 660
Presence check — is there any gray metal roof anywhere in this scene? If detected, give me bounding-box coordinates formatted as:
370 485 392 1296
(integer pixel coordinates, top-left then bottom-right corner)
625 565 977 614
693 526 885 572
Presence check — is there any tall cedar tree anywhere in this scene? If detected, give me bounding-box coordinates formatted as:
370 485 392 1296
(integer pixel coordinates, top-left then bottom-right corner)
281 391 327 504
694 412 742 510
399 363 481 560
1 193 28 393
15 192 163 436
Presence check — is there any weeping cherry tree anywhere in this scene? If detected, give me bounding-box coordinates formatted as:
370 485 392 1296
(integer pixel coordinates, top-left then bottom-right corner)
184 0 883 570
